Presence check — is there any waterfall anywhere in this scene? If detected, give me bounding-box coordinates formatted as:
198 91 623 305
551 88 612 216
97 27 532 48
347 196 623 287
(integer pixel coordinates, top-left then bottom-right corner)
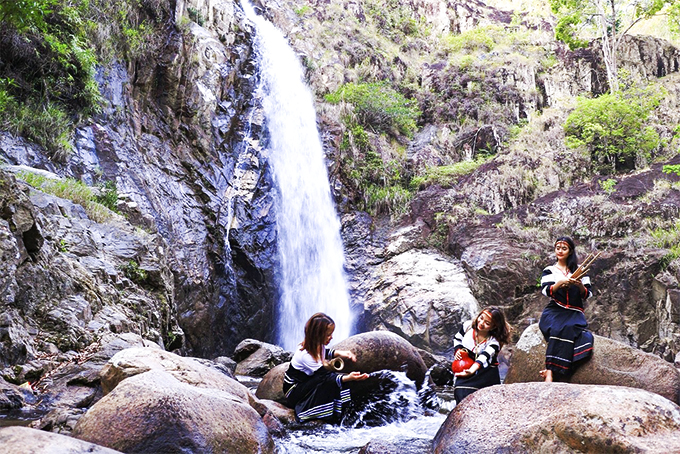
243 1 352 351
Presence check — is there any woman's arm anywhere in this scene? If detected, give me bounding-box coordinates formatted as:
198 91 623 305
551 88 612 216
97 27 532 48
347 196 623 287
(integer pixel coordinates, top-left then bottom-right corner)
455 339 500 377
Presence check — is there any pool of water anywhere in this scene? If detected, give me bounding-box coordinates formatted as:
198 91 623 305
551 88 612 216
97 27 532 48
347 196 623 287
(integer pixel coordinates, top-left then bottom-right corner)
274 412 447 453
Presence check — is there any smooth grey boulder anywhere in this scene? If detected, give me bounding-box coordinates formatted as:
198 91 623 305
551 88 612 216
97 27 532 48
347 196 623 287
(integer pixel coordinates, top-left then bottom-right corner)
0 426 122 454
334 331 428 387
433 382 680 453
505 324 680 404
234 338 291 377
71 369 275 454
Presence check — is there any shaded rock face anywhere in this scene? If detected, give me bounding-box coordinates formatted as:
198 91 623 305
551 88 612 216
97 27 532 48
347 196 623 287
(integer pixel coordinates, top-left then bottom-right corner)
505 324 680 404
0 426 122 454
72 370 275 454
433 382 680 454
0 0 279 360
0 166 180 375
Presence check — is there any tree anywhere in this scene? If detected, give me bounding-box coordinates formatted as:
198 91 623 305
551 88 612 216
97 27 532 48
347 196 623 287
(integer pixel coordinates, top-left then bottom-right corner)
550 0 679 92
564 86 663 173
0 0 57 31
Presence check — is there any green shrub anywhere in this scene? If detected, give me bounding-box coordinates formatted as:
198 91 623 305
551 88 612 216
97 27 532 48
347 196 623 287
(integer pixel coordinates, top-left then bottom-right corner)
325 82 420 137
663 164 680 176
95 180 119 212
444 27 495 53
599 178 617 194
121 260 148 284
410 158 486 190
363 184 412 216
187 7 204 26
564 87 662 173
17 171 116 222
650 220 680 270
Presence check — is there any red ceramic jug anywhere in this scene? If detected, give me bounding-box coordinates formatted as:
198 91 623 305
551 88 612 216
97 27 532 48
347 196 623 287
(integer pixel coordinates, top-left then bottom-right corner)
451 350 475 373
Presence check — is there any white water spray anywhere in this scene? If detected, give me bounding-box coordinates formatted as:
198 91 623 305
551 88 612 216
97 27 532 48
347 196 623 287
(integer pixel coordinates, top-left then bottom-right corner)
243 1 351 350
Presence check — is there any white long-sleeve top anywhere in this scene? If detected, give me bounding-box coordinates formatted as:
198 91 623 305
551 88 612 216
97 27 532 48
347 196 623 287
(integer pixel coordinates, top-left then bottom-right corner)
452 320 500 369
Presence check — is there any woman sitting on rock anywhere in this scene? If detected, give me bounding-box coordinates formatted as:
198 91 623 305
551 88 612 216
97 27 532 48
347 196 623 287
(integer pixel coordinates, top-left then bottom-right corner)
283 312 368 423
538 236 594 382
452 306 511 404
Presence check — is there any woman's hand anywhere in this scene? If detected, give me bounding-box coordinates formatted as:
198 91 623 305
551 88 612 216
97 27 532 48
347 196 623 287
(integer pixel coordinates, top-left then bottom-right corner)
454 362 480 378
342 371 369 382
568 278 587 294
454 349 462 360
554 277 571 289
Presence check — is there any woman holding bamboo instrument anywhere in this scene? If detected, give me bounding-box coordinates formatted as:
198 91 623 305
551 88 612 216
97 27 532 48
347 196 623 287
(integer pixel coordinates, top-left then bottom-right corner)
539 237 597 382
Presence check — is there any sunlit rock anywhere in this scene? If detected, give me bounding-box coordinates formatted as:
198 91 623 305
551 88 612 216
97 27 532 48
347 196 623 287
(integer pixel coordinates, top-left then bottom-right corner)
0 426 121 453
433 382 680 453
72 370 274 454
505 323 680 404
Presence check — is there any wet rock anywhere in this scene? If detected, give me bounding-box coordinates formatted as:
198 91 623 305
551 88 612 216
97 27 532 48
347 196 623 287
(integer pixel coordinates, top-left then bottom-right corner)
254 362 288 403
234 338 291 377
334 331 429 387
72 370 275 454
505 324 680 404
258 398 296 425
0 426 122 453
0 377 27 410
433 382 680 453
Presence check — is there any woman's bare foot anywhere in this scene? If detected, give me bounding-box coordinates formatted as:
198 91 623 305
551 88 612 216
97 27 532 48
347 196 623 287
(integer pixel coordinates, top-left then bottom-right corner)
539 369 553 382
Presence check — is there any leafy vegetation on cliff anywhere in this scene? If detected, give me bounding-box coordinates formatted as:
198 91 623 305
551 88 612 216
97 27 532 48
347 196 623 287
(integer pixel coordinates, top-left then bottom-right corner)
0 0 169 159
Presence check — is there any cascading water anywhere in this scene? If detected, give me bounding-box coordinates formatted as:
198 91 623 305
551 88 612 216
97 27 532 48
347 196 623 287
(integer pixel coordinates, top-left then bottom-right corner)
242 1 351 350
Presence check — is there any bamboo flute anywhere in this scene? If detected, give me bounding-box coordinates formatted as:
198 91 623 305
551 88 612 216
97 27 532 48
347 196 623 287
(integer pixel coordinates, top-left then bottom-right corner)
571 251 602 280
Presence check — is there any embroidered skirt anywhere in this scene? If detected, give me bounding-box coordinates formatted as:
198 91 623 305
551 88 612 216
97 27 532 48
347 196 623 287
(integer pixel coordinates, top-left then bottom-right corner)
284 366 350 423
453 364 500 404
539 301 594 376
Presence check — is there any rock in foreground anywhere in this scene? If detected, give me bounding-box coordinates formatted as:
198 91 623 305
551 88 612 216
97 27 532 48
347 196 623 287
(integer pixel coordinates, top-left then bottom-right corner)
0 426 122 453
433 382 680 453
71 369 274 454
505 324 680 403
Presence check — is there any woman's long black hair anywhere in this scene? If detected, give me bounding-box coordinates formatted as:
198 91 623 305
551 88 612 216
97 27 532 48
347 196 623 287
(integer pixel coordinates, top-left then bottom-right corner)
555 236 578 272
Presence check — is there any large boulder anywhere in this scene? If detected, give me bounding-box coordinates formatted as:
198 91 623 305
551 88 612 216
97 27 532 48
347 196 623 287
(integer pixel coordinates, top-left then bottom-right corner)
0 426 122 453
334 331 428 386
26 333 160 435
100 347 246 399
233 339 291 377
505 324 680 404
433 382 680 453
255 362 289 402
71 369 275 454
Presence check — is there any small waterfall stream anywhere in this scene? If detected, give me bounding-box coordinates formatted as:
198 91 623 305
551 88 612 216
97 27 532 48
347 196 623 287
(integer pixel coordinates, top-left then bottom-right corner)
243 1 351 351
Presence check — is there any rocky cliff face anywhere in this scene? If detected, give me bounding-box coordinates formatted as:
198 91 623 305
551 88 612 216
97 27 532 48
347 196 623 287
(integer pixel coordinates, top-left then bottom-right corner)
1 0 679 375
